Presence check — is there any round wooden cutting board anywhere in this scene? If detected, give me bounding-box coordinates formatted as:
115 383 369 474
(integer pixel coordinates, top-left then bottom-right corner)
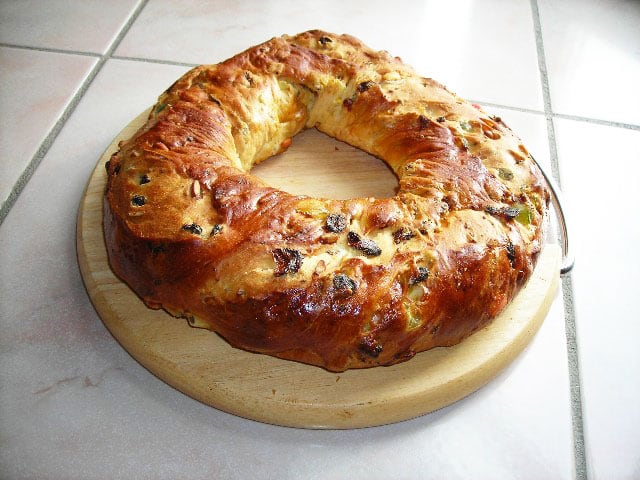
77 110 560 429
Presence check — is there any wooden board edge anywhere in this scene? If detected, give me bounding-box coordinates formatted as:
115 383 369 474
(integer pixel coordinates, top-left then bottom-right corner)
76 110 561 429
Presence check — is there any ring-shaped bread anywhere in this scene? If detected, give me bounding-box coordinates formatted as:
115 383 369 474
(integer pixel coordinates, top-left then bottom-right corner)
104 30 550 372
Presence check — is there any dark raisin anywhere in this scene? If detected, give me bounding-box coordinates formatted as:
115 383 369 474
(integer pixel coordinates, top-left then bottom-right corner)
182 223 203 235
318 36 332 45
484 205 500 216
272 248 303 276
139 174 150 185
131 195 146 207
347 232 361 245
485 205 520 221
498 167 514 181
105 159 111 172
244 71 254 85
210 224 223 236
506 241 516 268
436 116 446 123
417 115 431 129
148 243 166 255
333 273 357 293
357 81 374 92
343 97 354 109
347 231 382 257
410 267 430 285
358 238 382 256
393 228 415 244
359 337 383 358
325 213 347 233
502 207 521 219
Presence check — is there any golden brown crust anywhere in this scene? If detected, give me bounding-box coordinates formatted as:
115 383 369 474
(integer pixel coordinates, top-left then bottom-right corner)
104 30 550 371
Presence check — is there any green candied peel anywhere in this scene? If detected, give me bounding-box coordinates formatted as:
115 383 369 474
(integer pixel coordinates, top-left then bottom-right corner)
407 284 424 301
404 302 422 329
278 79 292 91
459 120 472 132
404 285 425 329
513 203 533 225
155 103 167 114
498 167 514 181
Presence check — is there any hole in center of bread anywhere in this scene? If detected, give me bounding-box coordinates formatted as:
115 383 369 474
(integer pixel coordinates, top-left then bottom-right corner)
251 129 399 200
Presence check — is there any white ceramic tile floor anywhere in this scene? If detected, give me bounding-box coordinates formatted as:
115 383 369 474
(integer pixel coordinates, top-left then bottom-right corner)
0 0 142 54
538 0 640 126
0 47 96 210
1 0 639 478
556 119 640 480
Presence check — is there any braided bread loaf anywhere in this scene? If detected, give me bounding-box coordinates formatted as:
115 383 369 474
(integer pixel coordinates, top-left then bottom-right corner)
104 30 549 371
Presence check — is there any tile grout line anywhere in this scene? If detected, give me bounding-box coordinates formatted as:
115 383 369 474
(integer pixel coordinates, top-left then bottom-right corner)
469 100 546 116
6 45 640 132
111 54 199 68
553 113 640 131
529 1 587 479
5 45 640 131
0 0 150 227
560 274 586 478
469 100 640 131
0 42 102 58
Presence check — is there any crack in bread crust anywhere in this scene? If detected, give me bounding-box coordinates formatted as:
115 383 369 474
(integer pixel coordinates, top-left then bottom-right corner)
104 30 549 372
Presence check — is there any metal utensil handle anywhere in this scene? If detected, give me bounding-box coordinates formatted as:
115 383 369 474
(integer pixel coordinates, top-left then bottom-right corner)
533 157 574 275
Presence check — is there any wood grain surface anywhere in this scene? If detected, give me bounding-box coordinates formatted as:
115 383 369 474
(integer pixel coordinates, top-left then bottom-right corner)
77 110 560 429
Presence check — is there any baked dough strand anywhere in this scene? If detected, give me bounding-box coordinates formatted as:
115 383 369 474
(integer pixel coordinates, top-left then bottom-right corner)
104 30 549 371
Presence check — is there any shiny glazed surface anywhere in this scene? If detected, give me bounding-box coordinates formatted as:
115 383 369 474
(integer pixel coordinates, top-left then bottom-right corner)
104 30 549 371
